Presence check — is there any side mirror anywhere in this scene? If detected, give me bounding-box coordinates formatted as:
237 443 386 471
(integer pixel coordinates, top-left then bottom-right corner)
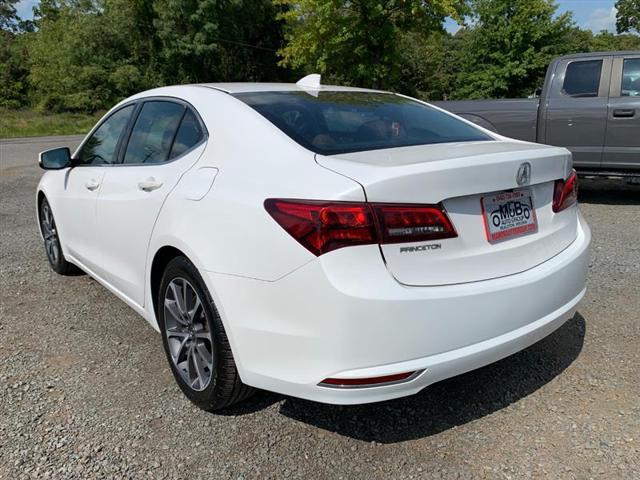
39 147 72 170
528 88 543 99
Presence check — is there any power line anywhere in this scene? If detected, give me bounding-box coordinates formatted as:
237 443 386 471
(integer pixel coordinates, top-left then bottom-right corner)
212 37 278 53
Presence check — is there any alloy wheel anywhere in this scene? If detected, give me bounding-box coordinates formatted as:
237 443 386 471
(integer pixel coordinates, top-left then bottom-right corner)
163 278 214 391
40 200 60 264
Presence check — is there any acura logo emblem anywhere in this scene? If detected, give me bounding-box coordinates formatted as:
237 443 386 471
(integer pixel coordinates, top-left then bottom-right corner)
516 162 532 186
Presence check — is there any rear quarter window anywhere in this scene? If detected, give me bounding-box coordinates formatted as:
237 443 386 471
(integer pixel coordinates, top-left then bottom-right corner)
170 109 205 159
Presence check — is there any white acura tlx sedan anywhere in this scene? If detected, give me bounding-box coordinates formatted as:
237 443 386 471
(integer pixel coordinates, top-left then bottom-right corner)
36 75 591 410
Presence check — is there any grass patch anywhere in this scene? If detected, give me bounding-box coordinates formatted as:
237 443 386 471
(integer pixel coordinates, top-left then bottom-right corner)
0 108 103 139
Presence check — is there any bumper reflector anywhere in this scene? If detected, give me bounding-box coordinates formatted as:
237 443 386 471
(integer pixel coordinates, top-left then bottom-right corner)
319 371 421 388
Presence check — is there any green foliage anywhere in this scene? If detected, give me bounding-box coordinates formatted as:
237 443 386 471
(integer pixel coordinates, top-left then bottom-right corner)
616 0 640 34
0 107 103 138
0 1 29 108
276 0 466 90
449 0 575 99
395 31 453 100
0 33 28 108
19 0 290 113
153 0 288 83
27 1 154 113
0 0 639 116
588 31 640 51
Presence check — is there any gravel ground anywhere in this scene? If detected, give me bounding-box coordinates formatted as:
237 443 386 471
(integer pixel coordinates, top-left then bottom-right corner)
1 136 639 479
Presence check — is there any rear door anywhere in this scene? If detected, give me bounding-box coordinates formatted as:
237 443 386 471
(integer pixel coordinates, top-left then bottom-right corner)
95 99 207 306
544 56 612 169
603 54 640 170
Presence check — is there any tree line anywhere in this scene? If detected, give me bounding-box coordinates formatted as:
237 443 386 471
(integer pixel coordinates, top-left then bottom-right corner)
1 0 639 113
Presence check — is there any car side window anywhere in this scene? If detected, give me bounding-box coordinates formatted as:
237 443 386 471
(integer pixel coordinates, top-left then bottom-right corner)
76 105 134 165
562 60 602 98
169 109 205 159
621 59 640 97
123 101 185 164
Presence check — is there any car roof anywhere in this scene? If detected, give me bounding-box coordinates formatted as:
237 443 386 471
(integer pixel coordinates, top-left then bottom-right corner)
558 50 640 60
197 82 385 94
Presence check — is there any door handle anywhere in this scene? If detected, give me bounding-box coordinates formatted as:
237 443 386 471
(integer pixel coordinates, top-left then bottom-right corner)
85 179 100 191
138 178 163 192
613 108 635 118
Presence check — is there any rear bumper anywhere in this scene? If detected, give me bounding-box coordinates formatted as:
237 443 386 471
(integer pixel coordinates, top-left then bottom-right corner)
205 212 591 405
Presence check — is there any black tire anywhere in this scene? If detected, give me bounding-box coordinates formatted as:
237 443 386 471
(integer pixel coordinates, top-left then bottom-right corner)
39 197 79 275
158 256 254 411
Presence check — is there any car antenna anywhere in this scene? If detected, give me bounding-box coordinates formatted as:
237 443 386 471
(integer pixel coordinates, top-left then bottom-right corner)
296 74 322 97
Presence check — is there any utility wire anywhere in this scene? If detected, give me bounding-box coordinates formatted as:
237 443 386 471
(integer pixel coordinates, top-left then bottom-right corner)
212 36 279 52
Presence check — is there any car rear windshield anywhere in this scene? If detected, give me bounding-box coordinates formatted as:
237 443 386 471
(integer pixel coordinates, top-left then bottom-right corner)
234 91 491 155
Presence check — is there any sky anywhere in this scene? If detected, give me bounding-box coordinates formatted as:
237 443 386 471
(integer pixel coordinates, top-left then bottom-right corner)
16 0 622 34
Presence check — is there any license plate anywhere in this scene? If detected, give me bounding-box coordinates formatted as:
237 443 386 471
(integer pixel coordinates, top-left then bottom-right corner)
481 189 538 244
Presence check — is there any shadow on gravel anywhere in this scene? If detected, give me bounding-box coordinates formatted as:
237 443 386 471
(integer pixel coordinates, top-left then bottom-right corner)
276 313 586 443
578 178 640 205
218 391 284 416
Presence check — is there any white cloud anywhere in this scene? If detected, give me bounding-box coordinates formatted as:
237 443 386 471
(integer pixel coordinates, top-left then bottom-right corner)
587 6 617 33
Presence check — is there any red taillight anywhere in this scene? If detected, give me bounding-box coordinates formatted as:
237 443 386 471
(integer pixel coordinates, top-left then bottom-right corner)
319 371 419 388
553 169 578 212
264 199 457 256
263 199 377 256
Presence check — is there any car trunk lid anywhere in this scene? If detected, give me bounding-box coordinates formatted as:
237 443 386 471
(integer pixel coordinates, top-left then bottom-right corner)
316 140 577 286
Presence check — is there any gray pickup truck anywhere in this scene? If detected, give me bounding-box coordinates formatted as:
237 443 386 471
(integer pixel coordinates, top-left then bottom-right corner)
435 51 640 178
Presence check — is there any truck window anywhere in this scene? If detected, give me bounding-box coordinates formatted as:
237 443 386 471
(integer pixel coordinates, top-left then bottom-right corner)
621 59 640 97
562 60 602 98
